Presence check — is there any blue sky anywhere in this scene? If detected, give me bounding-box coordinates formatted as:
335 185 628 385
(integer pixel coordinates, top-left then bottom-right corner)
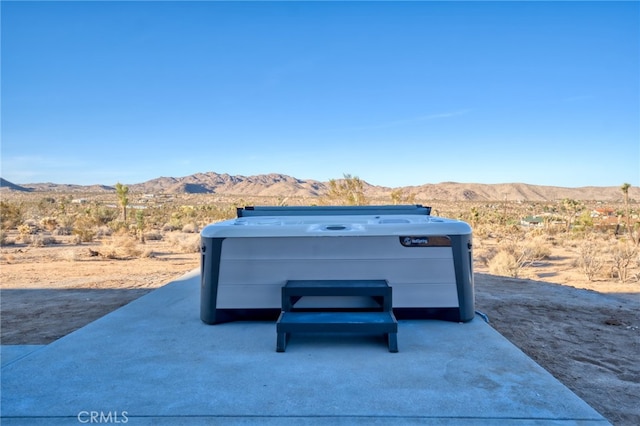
1 1 639 188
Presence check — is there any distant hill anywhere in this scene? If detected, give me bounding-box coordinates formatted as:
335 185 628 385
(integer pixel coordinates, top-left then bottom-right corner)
0 178 32 192
1 179 113 193
399 182 639 203
132 172 326 197
1 172 638 202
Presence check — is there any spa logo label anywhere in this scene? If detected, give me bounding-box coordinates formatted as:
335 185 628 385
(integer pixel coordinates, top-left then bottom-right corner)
400 236 429 247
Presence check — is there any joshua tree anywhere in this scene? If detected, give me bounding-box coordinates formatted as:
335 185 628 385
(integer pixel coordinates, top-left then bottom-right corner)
562 198 583 232
390 188 403 205
115 182 129 222
326 173 367 205
390 188 416 205
135 209 145 243
620 183 638 245
621 183 630 212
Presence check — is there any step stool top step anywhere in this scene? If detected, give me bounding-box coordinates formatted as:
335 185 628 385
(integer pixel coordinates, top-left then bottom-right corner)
285 280 389 289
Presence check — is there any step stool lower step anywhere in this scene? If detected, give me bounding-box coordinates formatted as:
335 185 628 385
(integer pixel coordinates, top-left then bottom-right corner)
276 311 398 353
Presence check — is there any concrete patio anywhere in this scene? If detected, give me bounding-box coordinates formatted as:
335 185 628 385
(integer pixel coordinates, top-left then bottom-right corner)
1 270 609 424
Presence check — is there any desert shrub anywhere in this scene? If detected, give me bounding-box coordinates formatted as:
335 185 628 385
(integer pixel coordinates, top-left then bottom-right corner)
492 225 524 244
30 236 45 247
90 205 119 225
141 248 156 258
609 241 638 283
544 235 560 247
181 223 199 233
71 234 83 245
323 174 368 205
53 226 73 236
472 224 491 239
561 239 580 249
95 225 113 238
39 196 57 205
525 228 547 239
56 213 75 229
141 205 169 228
199 205 236 222
166 232 200 253
0 230 9 246
487 236 550 278
108 220 128 234
17 224 34 238
473 245 496 268
24 218 39 229
40 217 58 231
544 224 563 236
575 239 605 281
573 210 595 232
98 235 142 259
162 223 178 232
143 231 163 241
501 241 547 266
168 214 184 231
44 235 58 245
488 250 519 277
0 201 23 230
525 236 552 261
72 215 97 242
30 235 58 247
73 228 95 243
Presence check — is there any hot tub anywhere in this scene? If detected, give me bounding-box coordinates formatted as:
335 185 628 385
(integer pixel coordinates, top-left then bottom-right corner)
200 205 474 324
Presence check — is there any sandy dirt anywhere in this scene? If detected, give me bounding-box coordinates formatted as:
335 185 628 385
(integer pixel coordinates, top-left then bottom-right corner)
1 241 638 425
475 273 639 426
0 239 200 344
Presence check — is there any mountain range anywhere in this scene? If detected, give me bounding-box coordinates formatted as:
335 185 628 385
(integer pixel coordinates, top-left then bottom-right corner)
1 173 637 202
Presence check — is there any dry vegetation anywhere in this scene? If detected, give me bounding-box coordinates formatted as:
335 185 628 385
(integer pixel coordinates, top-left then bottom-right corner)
1 187 639 296
1 187 639 425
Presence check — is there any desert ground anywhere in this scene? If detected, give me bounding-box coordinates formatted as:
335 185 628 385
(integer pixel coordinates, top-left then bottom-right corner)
1 236 638 425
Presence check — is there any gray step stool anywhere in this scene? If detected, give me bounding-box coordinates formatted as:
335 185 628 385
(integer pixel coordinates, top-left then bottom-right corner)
276 280 398 352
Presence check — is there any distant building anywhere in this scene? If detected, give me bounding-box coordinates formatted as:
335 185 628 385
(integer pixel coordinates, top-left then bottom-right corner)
591 208 619 230
591 208 616 218
520 216 544 227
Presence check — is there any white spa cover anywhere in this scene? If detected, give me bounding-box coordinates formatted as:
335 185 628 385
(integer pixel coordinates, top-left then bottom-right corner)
201 214 472 238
